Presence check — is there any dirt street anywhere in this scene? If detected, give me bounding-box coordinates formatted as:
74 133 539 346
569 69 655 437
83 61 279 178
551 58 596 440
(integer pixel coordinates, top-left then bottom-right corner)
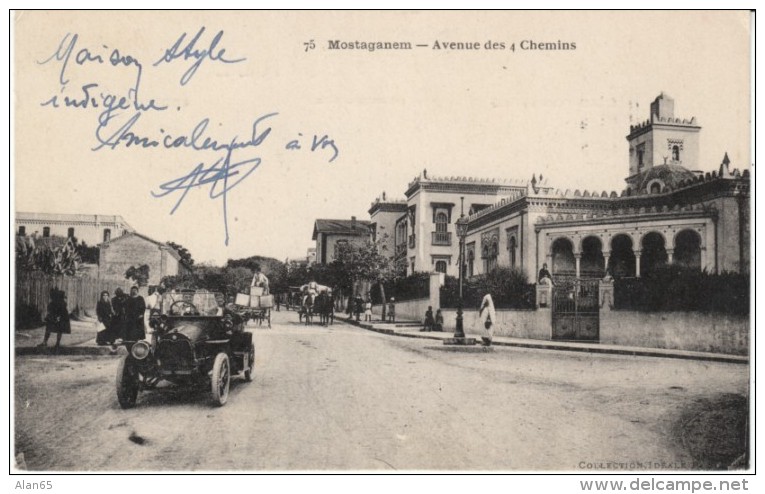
14 310 749 471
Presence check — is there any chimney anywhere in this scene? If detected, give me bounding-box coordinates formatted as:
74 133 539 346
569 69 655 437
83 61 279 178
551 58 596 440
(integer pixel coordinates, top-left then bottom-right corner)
351 216 356 230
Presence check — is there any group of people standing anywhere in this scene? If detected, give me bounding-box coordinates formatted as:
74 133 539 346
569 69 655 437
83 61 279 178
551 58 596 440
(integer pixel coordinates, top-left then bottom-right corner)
96 286 148 349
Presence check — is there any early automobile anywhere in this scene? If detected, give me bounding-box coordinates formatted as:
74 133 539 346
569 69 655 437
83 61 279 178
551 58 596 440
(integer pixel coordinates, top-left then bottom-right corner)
115 289 255 408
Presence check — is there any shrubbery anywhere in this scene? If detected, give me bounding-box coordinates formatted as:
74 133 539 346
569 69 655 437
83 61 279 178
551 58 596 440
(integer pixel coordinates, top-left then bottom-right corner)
371 272 430 304
440 267 536 310
614 266 749 316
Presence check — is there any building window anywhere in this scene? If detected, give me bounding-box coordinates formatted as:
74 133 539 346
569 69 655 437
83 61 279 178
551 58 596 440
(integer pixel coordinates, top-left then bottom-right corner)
637 143 645 170
67 227 75 238
489 242 498 272
42 227 50 237
435 212 448 232
672 145 680 162
465 242 475 276
17 226 25 236
508 236 517 268
435 260 447 274
103 228 111 242
334 240 348 260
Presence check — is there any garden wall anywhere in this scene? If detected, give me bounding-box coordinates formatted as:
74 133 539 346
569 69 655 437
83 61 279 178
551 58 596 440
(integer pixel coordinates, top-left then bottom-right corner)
600 310 749 356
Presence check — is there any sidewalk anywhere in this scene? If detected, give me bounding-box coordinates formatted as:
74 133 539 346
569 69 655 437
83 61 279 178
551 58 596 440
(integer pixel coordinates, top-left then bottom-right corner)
14 318 124 357
339 316 749 365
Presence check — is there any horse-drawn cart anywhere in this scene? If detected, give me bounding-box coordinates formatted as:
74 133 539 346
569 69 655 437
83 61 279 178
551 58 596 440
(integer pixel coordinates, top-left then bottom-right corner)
232 288 273 328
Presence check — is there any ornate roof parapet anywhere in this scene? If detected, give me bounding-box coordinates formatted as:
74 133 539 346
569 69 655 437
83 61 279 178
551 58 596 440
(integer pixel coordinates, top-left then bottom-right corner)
466 189 528 222
369 191 407 209
407 169 553 192
533 199 716 226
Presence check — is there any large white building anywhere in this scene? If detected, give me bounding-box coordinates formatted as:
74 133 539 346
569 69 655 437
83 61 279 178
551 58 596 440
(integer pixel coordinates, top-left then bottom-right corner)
369 94 750 280
15 212 134 246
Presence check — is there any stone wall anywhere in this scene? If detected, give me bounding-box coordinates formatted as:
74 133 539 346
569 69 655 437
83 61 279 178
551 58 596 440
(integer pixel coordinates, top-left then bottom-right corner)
372 297 431 322
439 308 551 339
100 235 163 284
600 310 749 355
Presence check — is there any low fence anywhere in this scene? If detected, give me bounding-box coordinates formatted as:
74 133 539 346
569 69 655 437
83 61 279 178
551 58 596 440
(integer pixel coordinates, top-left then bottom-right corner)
15 272 134 327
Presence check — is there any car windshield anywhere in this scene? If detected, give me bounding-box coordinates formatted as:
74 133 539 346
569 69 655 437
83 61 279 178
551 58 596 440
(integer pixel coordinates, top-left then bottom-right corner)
159 291 222 316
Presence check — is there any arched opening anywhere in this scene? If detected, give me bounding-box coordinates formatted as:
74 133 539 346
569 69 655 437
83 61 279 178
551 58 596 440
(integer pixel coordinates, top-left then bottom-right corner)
674 229 701 270
580 236 605 278
467 247 475 277
650 182 661 194
641 232 668 276
672 145 680 161
485 241 498 272
435 260 447 274
610 234 635 278
551 237 575 279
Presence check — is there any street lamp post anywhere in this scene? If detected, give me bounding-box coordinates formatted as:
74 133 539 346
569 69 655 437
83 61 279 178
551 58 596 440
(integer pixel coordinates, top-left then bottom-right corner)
454 200 469 339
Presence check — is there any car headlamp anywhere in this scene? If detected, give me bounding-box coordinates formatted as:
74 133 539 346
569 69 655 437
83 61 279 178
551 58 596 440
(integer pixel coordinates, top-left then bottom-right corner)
131 340 151 360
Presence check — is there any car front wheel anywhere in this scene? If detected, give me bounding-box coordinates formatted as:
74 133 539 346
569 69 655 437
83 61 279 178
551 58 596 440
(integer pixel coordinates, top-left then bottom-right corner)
116 356 139 409
211 353 230 406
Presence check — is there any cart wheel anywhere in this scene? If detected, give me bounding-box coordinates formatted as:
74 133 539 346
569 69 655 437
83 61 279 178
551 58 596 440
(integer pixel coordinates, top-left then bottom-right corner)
244 345 255 382
211 353 230 406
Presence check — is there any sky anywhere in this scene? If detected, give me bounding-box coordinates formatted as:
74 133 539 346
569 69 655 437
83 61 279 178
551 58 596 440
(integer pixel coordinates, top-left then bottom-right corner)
13 11 752 265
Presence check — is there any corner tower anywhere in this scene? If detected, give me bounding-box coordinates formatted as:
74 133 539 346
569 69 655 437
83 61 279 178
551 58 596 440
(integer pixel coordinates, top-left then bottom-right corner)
626 93 701 179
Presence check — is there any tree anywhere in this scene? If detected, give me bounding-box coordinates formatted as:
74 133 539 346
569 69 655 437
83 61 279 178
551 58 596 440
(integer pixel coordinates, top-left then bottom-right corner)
167 242 194 267
125 264 150 286
331 239 392 299
16 235 83 276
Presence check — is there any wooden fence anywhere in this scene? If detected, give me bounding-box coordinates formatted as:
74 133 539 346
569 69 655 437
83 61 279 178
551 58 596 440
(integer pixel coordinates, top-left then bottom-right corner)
15 272 134 321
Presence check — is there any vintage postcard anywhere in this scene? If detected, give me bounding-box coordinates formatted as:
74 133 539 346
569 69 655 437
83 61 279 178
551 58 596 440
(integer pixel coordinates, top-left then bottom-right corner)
12 10 753 478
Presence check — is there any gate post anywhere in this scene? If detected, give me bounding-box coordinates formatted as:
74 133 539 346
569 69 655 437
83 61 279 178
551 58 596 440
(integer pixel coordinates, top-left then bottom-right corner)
599 278 614 311
536 281 552 308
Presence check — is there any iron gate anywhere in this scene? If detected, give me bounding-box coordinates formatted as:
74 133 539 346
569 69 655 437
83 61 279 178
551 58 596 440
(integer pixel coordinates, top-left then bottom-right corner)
552 278 599 341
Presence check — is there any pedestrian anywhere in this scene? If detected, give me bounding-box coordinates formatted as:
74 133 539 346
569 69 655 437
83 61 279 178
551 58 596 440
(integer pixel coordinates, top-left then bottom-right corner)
250 263 270 295
96 291 116 347
124 286 146 342
327 290 335 325
476 294 496 346
364 299 372 322
39 288 70 352
354 296 363 322
421 306 434 332
111 288 128 342
538 263 553 285
434 308 444 332
387 298 396 323
145 285 164 340
275 293 281 312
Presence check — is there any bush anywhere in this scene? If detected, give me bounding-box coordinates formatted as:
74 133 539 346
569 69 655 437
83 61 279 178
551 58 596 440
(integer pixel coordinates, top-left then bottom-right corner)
440 267 536 310
371 272 430 304
614 266 749 316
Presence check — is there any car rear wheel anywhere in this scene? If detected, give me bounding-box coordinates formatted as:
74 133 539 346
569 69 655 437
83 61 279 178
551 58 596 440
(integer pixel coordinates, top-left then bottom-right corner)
116 356 139 409
211 353 230 406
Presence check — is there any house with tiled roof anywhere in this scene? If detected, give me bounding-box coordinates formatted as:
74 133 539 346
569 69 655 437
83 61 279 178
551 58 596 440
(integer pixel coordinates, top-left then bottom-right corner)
312 217 372 264
98 232 192 285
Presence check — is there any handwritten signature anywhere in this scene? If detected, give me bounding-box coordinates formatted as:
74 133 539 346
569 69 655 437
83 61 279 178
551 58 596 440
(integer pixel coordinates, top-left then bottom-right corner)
152 151 261 246
153 27 246 86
